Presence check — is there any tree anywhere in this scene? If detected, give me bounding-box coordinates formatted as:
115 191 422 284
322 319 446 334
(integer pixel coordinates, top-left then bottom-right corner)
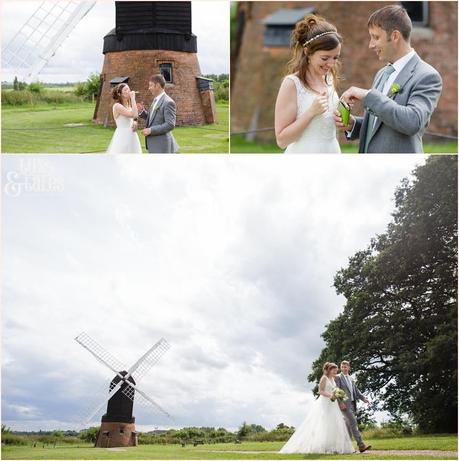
79 426 99 443
309 156 457 433
75 73 101 100
13 76 18 91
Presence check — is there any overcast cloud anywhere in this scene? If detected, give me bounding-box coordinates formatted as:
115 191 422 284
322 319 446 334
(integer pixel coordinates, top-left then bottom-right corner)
1 0 229 83
2 155 426 432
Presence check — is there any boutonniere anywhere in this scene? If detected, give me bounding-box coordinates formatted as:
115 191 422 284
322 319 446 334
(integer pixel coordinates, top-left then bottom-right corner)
390 83 402 98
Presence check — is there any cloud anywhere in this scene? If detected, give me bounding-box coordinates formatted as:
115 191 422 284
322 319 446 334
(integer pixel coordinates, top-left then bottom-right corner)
2 155 426 431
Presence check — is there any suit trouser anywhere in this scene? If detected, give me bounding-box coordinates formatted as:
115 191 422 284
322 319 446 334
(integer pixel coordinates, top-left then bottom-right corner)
342 403 364 448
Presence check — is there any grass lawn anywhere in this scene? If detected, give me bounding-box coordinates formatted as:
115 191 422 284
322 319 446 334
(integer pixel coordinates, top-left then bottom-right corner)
230 135 458 154
1 102 228 154
2 435 457 460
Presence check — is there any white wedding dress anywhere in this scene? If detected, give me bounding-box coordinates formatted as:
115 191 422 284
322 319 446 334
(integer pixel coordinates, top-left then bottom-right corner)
284 74 341 154
106 105 142 154
280 377 354 454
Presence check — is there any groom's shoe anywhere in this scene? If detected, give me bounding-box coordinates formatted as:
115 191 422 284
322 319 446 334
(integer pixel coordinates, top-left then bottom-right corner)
359 445 372 453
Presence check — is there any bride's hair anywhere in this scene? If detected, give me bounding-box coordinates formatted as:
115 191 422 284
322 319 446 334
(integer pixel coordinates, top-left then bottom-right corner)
112 83 131 106
322 362 338 375
287 14 342 90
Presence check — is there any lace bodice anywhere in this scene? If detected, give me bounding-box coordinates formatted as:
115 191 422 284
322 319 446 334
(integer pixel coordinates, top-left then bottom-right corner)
325 377 336 393
287 74 339 140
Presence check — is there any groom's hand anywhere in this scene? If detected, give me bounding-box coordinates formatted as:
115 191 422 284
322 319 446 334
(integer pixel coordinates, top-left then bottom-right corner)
334 110 355 131
341 86 370 104
141 128 152 136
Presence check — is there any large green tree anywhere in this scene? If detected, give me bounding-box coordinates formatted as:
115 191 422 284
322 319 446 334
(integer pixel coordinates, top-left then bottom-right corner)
309 156 457 433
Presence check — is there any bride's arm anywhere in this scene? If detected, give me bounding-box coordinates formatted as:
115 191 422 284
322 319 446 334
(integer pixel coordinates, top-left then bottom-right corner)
113 92 139 119
275 79 328 149
318 376 333 399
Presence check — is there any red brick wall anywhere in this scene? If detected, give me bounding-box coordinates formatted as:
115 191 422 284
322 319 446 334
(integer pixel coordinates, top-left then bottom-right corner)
94 50 207 126
95 422 137 448
231 1 458 143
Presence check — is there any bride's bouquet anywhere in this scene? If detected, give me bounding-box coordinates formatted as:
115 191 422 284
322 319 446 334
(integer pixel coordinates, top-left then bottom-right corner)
330 388 347 403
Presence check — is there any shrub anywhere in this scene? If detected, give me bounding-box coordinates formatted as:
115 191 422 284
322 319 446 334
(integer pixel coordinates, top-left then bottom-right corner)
1 89 82 106
28 82 45 93
213 81 229 102
1 434 28 446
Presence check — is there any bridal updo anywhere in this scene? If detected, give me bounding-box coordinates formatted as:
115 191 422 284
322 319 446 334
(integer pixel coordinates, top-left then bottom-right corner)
112 83 128 103
287 14 343 89
323 362 338 376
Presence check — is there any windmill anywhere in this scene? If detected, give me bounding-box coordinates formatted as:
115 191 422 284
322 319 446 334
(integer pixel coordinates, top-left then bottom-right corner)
93 1 217 127
75 332 172 448
2 1 96 83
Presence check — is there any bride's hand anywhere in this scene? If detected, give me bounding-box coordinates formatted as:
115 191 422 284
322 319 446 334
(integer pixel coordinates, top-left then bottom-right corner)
334 110 355 131
310 91 328 116
129 90 136 99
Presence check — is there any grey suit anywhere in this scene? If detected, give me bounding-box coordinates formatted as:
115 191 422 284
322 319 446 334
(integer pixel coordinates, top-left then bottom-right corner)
335 373 366 449
348 53 442 153
139 93 179 153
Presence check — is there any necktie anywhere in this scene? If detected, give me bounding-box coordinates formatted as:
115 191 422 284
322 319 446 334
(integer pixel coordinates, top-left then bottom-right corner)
364 64 395 152
148 97 159 125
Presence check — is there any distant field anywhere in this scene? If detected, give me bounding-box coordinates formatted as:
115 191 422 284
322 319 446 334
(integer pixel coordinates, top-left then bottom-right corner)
230 135 458 154
2 435 457 460
1 102 229 154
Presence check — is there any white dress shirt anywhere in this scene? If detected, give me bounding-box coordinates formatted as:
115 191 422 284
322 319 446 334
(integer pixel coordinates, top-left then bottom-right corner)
382 49 416 95
343 373 355 401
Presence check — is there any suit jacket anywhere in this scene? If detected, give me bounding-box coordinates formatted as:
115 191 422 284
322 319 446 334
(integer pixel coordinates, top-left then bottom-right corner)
335 373 365 413
347 52 442 153
139 93 179 154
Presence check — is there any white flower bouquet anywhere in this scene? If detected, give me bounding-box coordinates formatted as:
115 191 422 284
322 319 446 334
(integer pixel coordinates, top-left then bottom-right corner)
330 388 347 402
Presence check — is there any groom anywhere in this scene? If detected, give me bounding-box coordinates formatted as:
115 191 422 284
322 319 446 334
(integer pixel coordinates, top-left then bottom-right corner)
335 5 442 153
335 361 371 453
137 74 179 154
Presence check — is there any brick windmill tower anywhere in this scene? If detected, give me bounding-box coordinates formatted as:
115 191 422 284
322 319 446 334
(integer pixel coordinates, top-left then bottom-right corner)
93 1 216 127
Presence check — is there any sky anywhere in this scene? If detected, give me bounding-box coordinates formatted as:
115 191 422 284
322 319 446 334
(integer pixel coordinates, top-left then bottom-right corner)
1 0 229 83
2 154 427 432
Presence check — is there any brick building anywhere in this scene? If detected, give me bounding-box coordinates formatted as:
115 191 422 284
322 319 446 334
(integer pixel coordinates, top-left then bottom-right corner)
94 1 216 127
231 1 458 144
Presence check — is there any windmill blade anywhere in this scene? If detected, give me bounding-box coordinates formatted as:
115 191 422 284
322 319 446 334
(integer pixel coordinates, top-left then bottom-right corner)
83 381 123 423
2 1 96 82
77 381 123 427
122 383 173 420
126 338 170 384
75 332 126 375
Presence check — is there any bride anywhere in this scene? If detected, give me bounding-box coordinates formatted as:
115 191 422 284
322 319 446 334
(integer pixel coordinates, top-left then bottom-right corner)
275 15 343 154
106 83 142 154
279 362 354 454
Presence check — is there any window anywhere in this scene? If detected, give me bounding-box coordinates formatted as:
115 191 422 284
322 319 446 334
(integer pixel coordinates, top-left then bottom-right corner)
262 7 316 48
401 2 429 27
160 63 173 83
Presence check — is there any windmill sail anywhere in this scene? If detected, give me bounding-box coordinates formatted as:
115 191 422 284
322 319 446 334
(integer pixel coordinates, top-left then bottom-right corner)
2 1 96 82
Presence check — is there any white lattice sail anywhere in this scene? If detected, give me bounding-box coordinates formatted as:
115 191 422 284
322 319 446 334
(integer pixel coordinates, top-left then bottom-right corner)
2 0 96 82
